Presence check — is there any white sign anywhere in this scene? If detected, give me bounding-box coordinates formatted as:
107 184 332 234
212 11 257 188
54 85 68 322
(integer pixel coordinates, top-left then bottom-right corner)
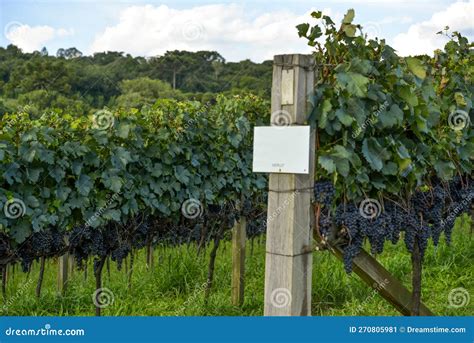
252 126 310 174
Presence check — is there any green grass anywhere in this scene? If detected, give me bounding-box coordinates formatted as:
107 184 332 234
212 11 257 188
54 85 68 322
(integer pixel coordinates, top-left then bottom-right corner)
1 216 473 316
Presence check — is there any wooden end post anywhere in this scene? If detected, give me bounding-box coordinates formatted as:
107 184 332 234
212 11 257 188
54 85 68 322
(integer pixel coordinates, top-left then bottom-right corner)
264 54 315 316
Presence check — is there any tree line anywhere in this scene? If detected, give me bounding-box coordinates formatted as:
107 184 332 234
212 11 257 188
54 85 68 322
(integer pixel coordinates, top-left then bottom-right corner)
0 45 272 116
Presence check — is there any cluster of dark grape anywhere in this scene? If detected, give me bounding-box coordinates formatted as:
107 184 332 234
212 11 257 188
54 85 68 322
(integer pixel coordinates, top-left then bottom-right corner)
0 233 12 262
17 228 65 272
314 181 335 207
4 197 267 275
324 176 473 273
69 225 106 269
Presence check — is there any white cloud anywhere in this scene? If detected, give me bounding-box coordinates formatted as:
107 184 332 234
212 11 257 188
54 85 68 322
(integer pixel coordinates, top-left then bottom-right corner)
5 23 74 52
89 4 332 62
392 0 474 56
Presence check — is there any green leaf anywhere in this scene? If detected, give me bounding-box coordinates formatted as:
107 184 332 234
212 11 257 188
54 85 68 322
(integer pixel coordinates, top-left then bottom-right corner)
27 168 43 183
336 72 369 97
382 161 398 175
26 195 40 208
75 174 93 196
343 9 355 24
396 144 410 159
55 187 72 201
318 155 336 173
112 147 132 169
103 209 121 221
174 165 191 185
343 24 357 38
308 26 323 40
434 161 455 180
336 109 354 126
104 176 123 193
50 166 65 183
405 57 426 79
454 92 467 106
116 122 131 139
415 116 429 133
11 220 31 243
335 158 350 177
331 145 352 159
377 104 403 128
399 87 419 107
362 138 387 171
318 99 332 129
296 23 310 37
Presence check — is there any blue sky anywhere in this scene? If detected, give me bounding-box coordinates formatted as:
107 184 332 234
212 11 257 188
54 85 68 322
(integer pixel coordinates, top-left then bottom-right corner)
1 0 473 61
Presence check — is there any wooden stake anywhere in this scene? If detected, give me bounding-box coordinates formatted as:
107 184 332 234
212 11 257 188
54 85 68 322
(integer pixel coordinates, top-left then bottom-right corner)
231 217 246 306
57 254 69 295
411 236 422 316
1 264 6 299
94 256 106 316
36 256 46 298
68 254 74 277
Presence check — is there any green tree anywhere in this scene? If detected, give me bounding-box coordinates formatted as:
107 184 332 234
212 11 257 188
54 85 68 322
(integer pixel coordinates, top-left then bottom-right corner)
115 77 183 109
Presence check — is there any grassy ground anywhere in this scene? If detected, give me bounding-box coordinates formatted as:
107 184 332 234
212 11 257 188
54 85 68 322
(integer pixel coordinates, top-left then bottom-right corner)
1 215 472 316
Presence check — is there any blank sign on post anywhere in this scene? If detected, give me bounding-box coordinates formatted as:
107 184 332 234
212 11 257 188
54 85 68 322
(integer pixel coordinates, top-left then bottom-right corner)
252 126 310 174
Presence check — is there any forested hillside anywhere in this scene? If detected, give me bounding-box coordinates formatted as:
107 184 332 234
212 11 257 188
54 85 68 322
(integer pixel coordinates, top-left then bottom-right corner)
0 46 272 116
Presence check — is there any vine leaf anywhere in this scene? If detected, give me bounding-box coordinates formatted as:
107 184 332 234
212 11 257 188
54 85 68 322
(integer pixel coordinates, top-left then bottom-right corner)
318 155 336 173
296 23 310 38
343 24 357 38
75 174 93 196
343 9 355 24
378 104 403 128
362 138 389 171
336 72 369 97
434 160 455 180
405 57 426 79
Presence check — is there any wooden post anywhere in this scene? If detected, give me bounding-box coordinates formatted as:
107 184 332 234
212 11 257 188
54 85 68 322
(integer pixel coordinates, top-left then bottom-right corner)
264 54 315 316
231 217 246 306
57 254 68 295
68 254 74 277
315 233 434 316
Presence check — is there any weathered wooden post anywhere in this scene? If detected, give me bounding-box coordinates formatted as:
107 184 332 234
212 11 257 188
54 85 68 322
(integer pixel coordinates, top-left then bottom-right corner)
57 253 68 295
264 54 315 316
231 216 246 306
68 253 75 276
